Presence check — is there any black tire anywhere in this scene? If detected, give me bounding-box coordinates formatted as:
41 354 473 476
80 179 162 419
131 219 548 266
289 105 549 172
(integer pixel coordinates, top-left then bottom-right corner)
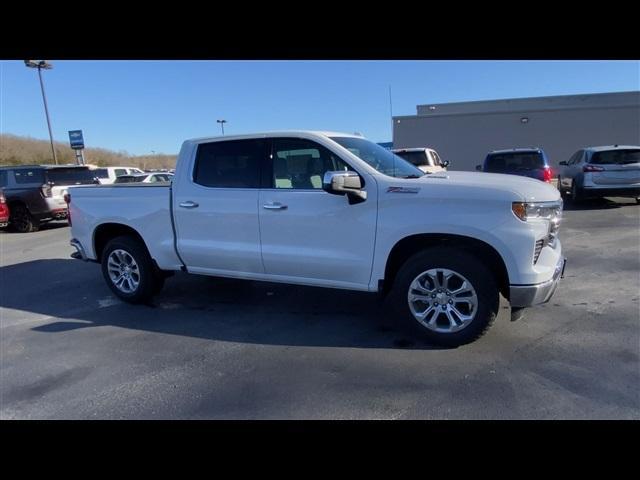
101 235 164 304
571 181 582 203
386 247 499 347
10 204 39 233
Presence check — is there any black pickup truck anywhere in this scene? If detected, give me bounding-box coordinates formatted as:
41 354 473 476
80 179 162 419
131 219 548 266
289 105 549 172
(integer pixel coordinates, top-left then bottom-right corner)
0 165 99 232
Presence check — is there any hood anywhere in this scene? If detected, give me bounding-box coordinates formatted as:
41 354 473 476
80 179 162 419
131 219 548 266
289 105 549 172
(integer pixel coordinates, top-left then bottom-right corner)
412 171 560 203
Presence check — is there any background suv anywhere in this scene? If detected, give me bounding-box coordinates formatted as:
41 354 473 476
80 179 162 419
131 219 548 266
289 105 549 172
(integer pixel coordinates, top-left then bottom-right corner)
0 165 99 232
476 148 553 183
558 145 640 203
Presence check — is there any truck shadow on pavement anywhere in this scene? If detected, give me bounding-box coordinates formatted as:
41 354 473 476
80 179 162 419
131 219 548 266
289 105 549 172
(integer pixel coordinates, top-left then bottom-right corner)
562 197 637 211
1 258 451 350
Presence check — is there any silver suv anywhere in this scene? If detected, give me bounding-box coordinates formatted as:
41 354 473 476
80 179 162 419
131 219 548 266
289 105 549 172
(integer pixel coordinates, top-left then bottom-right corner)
558 145 640 203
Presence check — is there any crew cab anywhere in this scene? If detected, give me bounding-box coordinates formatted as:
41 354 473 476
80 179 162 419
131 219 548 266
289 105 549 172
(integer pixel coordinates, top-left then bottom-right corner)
67 131 566 346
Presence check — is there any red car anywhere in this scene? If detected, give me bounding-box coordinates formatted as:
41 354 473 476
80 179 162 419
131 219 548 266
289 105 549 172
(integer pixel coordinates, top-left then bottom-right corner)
0 189 9 228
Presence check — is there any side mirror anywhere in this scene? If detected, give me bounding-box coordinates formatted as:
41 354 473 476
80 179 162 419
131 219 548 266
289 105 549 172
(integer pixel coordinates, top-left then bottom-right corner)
475 164 482 171
441 160 450 168
322 171 367 203
558 161 568 166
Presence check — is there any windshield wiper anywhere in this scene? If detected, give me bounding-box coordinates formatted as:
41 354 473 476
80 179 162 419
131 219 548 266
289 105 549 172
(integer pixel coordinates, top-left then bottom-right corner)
400 174 423 179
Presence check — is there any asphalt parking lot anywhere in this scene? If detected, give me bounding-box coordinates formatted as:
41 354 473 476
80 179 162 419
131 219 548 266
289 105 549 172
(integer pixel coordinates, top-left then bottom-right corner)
1 198 639 419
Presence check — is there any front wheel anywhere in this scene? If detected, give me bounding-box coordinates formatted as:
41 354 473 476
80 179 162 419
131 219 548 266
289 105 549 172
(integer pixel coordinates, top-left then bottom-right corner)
387 247 499 347
101 235 164 303
571 182 582 203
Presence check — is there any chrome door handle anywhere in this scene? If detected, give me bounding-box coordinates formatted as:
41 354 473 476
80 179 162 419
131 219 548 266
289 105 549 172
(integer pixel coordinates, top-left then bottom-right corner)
263 203 287 210
179 201 199 209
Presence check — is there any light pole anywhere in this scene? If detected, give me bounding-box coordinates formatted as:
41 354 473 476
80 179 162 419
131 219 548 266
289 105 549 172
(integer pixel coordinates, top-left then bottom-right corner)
216 119 227 135
24 60 57 165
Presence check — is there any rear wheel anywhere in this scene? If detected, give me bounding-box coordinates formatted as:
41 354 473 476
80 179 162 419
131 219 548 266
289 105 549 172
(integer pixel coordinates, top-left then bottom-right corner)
387 247 499 347
101 235 164 303
10 204 39 233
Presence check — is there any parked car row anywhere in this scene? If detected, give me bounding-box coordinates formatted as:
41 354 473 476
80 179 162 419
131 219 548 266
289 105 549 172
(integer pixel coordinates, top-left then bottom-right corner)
0 163 176 232
472 145 640 203
0 164 99 232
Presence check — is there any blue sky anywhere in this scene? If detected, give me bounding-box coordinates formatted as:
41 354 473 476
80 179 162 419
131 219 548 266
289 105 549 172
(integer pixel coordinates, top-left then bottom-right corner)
1 60 638 155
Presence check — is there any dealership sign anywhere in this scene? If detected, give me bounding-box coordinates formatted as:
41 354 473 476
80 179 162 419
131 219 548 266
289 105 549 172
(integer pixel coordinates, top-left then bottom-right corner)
68 130 84 150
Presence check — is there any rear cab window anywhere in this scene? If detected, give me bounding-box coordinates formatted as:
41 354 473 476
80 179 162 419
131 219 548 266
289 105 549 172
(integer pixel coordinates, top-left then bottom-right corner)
45 167 97 185
589 149 640 165
485 151 544 173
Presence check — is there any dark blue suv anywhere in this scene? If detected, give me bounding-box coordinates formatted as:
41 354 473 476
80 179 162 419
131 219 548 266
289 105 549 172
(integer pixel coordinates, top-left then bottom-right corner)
476 148 553 183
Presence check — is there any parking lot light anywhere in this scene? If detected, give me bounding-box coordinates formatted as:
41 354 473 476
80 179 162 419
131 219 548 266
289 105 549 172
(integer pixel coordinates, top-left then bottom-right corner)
24 60 58 165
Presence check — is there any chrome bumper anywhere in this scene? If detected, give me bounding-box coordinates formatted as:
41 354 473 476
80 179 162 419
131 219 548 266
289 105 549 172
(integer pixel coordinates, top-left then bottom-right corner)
510 256 566 308
70 238 88 261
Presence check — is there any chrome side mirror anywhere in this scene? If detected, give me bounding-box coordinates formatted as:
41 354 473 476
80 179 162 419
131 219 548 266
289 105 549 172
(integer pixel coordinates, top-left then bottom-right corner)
322 171 367 203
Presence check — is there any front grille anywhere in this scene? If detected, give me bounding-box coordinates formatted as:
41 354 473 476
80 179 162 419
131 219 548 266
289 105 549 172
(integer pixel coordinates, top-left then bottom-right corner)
534 239 544 264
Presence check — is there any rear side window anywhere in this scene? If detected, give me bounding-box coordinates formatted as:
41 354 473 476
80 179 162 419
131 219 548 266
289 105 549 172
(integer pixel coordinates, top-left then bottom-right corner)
485 152 544 172
590 149 640 165
0 171 7 187
14 168 45 184
45 167 97 185
194 139 264 188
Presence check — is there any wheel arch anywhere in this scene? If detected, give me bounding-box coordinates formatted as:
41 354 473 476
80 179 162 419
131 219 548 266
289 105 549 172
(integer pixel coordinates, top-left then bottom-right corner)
382 233 511 300
93 222 150 263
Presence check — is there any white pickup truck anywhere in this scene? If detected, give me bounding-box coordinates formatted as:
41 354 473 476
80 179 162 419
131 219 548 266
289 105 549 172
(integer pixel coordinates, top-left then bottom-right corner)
67 131 566 346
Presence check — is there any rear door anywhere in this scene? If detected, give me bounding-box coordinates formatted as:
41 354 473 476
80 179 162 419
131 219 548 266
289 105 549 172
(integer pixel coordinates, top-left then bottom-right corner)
587 149 640 186
258 137 378 288
173 138 266 275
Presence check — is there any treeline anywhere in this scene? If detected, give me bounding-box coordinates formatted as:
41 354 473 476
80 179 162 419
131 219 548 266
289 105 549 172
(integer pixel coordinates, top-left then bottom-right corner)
0 134 177 170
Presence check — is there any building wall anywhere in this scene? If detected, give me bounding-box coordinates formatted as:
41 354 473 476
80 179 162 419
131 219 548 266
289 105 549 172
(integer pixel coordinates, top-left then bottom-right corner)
393 93 640 172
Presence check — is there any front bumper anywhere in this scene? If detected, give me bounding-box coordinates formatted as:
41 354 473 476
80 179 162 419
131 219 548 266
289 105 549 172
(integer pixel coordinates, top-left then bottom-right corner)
510 256 566 307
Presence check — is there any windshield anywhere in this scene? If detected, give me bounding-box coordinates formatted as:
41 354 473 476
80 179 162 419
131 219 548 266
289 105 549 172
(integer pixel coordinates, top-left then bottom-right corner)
45 167 97 185
590 149 640 165
485 152 544 173
330 137 424 178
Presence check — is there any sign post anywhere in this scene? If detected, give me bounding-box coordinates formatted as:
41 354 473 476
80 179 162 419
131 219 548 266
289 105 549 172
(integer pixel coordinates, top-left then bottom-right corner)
68 130 86 165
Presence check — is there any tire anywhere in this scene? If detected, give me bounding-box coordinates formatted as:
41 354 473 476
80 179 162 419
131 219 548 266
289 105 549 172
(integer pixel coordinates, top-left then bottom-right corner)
101 235 164 304
10 204 39 233
571 181 582 203
386 247 499 347
557 176 568 198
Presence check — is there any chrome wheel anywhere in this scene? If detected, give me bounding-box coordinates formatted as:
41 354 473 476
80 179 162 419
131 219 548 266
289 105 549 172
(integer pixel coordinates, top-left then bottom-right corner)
107 249 140 294
407 268 478 333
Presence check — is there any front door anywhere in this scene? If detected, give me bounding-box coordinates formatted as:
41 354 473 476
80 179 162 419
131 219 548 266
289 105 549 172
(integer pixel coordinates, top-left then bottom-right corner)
258 137 378 289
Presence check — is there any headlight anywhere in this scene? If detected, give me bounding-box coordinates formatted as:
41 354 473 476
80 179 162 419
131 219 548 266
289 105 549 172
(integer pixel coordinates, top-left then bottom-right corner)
512 200 563 222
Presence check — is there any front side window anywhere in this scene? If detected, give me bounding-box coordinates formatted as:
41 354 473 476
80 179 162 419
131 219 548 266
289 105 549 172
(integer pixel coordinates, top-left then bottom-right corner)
272 138 350 189
330 137 424 178
0 171 8 187
395 151 430 167
194 139 264 188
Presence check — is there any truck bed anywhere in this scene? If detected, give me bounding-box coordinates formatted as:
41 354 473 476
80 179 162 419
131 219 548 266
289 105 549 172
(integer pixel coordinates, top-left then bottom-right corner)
68 184 183 270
